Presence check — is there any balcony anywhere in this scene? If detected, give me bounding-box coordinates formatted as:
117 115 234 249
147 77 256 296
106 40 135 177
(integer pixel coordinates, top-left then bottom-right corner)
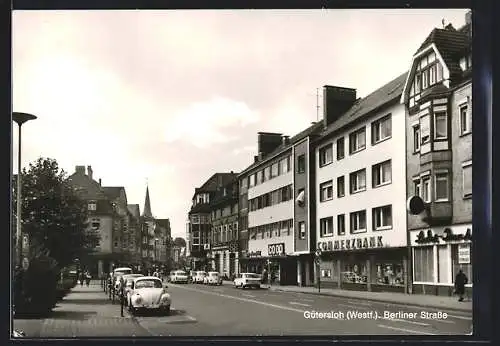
422 202 452 226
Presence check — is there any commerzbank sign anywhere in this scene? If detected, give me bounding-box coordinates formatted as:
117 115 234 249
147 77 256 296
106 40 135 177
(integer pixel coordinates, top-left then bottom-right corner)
317 236 384 252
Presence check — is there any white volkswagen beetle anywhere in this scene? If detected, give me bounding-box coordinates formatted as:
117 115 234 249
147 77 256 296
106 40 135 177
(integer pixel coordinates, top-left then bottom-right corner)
128 276 171 315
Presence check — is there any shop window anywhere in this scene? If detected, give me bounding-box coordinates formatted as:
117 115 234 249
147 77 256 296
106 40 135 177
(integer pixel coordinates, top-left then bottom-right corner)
437 245 449 283
88 201 97 211
413 246 434 283
375 263 404 286
336 137 345 160
451 244 472 284
342 263 367 283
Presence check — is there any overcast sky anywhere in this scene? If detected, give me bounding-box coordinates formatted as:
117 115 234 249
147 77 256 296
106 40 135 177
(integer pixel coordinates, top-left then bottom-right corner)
12 9 468 238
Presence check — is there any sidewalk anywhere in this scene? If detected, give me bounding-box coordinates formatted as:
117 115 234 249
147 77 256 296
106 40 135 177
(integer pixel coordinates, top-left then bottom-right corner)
221 281 472 313
13 280 150 338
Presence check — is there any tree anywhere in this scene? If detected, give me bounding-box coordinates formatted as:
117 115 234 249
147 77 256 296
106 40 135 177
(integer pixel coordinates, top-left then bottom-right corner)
173 237 186 247
14 157 100 268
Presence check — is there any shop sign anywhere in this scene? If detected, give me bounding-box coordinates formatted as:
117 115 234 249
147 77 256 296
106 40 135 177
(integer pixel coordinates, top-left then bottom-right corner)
248 251 262 258
268 243 285 257
317 236 383 252
458 243 471 264
415 228 472 244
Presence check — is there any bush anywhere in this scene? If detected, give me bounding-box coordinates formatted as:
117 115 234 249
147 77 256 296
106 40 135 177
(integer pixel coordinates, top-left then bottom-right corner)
14 255 59 317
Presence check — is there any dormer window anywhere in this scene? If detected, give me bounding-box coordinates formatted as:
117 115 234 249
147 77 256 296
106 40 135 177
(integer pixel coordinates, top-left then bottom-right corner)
409 50 444 107
459 54 472 71
88 201 97 211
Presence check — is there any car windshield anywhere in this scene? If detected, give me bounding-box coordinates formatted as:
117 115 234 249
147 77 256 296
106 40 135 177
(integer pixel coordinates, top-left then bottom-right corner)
197 272 206 277
115 269 132 275
209 273 218 277
245 274 261 278
135 279 162 289
175 271 187 275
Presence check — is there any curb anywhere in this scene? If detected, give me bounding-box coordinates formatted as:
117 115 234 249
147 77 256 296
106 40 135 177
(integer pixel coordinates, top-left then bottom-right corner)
268 287 472 314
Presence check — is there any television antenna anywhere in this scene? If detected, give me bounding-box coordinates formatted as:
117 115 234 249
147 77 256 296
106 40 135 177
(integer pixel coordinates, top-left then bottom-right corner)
307 88 323 122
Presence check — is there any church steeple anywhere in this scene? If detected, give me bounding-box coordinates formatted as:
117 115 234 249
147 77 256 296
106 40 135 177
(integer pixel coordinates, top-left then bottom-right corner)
143 185 153 218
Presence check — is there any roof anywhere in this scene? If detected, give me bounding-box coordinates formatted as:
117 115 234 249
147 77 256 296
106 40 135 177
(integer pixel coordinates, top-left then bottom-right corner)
192 172 238 199
156 218 170 229
102 186 125 200
318 72 407 141
127 204 140 218
239 122 324 177
189 203 212 214
415 24 470 81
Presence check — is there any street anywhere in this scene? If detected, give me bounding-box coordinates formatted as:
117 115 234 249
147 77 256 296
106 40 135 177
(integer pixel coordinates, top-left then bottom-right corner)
135 283 472 336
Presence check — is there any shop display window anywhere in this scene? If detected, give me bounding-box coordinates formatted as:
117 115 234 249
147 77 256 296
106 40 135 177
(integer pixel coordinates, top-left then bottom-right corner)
342 263 367 283
413 246 434 282
451 243 472 284
375 263 404 285
321 269 332 279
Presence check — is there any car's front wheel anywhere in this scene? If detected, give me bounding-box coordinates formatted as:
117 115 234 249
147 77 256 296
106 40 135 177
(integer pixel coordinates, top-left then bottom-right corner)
162 305 170 315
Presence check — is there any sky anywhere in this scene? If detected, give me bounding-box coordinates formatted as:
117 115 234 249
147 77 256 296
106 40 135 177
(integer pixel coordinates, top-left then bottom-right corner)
12 9 469 239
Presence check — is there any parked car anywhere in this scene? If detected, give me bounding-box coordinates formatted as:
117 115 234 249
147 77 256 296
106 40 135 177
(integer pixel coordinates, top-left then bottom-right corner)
122 274 144 305
193 271 207 284
234 273 261 289
128 276 171 315
170 270 189 284
113 267 133 290
203 272 222 285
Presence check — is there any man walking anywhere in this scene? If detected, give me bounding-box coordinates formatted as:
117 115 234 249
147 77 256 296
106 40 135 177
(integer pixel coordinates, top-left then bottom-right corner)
454 269 468 302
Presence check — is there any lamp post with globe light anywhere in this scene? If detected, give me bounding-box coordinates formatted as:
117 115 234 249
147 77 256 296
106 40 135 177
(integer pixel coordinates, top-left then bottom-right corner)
12 112 37 269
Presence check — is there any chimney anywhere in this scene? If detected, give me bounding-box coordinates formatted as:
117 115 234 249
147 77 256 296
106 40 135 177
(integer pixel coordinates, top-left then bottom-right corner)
75 165 85 175
281 135 290 146
99 178 102 186
258 152 264 161
257 132 283 156
87 166 93 180
323 85 357 127
254 155 259 163
465 10 471 25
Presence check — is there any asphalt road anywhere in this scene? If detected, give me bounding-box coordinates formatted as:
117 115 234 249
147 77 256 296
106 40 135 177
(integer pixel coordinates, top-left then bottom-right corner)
131 282 473 336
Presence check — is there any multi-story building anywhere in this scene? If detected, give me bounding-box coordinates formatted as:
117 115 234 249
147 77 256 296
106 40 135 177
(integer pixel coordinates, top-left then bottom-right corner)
155 218 172 267
102 186 131 265
313 75 409 293
127 204 142 265
209 176 239 278
402 12 472 296
188 173 237 271
67 165 116 277
239 127 322 286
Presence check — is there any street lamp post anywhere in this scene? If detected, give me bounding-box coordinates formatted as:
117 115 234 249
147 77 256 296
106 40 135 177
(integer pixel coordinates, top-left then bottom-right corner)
12 112 37 269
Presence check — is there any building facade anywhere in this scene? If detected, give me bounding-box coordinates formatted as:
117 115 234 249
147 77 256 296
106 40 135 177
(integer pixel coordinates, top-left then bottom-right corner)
209 177 239 278
239 128 321 286
155 218 172 269
314 77 409 293
188 173 237 271
401 13 472 296
127 204 142 265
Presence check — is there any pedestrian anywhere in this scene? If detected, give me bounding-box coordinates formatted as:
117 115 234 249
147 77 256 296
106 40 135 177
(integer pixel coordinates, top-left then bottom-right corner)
270 271 276 286
261 268 268 288
454 269 468 302
85 272 91 287
79 272 85 287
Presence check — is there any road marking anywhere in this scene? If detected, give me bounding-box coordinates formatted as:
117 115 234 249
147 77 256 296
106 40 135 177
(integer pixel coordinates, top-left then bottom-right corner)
289 302 311 307
348 300 371 306
446 314 472 320
171 284 306 313
433 319 456 324
242 293 256 298
338 303 369 310
299 298 314 302
377 324 436 335
384 318 430 326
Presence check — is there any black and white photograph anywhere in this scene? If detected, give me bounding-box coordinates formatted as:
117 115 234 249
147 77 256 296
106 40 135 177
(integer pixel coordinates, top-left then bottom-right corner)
11 8 473 338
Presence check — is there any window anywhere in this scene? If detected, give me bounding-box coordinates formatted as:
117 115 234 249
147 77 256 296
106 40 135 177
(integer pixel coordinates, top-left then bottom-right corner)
336 137 345 160
414 179 421 197
319 180 333 202
240 178 247 190
297 155 306 173
298 221 306 239
264 166 271 181
462 162 472 198
320 217 334 237
271 163 279 178
321 269 332 279
435 171 449 201
349 169 366 194
88 201 97 211
349 127 366 154
279 157 289 174
451 244 472 285
372 115 392 144
437 245 449 283
422 176 431 202
296 188 305 207
372 205 392 231
434 111 448 140
420 114 430 144
273 223 280 237
281 185 292 201
91 218 100 230
256 170 263 184
249 174 255 187
375 263 404 285
192 215 200 223
460 103 471 135
319 144 333 167
337 176 345 198
413 125 420 152
342 262 367 283
429 64 437 85
350 210 366 234
337 214 345 235
413 246 434 282
372 160 392 187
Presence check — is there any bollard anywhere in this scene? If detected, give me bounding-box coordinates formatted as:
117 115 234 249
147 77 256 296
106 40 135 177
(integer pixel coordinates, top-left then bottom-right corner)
120 285 124 317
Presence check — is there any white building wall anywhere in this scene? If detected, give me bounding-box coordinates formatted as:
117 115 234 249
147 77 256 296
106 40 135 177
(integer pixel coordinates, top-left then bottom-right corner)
248 200 294 228
248 233 295 257
315 102 407 249
248 170 293 200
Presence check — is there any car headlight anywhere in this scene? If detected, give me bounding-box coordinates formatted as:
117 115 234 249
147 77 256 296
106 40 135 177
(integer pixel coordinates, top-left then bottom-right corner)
134 295 142 304
161 293 170 301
